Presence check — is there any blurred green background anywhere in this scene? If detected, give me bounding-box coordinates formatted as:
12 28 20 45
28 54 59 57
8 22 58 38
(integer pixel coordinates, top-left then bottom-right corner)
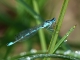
0 0 56 59
0 0 80 60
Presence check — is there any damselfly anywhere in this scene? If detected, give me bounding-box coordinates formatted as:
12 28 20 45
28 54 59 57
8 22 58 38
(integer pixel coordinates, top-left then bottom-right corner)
7 18 56 46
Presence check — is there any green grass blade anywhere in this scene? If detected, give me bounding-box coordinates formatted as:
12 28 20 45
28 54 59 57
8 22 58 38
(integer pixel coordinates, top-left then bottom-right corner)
48 0 69 54
32 0 47 51
53 25 76 53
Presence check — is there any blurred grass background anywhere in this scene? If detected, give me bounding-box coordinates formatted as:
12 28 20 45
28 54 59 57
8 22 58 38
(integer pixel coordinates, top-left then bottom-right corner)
0 0 80 60
0 0 56 59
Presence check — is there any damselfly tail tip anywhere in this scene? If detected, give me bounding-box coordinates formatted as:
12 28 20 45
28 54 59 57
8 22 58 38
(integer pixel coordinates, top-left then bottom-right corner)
7 42 14 46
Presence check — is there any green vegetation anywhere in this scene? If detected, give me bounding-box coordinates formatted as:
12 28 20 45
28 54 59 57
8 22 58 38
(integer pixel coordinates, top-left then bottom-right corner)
0 0 78 60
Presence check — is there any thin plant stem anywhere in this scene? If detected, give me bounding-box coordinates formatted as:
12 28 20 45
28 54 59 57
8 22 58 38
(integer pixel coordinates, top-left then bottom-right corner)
48 0 69 54
46 0 69 60
32 0 47 52
53 25 76 53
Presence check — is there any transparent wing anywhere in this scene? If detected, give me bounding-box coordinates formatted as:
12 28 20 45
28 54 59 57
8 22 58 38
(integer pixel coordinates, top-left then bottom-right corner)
7 25 42 46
